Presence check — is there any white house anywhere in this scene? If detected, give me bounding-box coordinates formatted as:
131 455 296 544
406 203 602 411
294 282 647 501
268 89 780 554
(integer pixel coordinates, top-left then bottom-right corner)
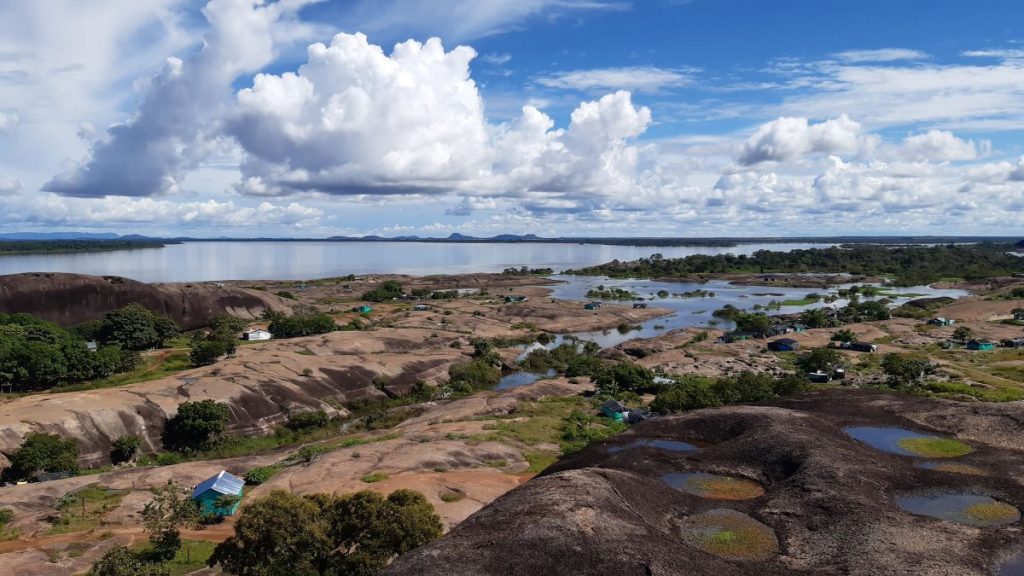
242 329 272 341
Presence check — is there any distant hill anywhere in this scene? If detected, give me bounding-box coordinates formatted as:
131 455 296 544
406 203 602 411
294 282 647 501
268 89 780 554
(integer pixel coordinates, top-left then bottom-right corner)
0 231 120 240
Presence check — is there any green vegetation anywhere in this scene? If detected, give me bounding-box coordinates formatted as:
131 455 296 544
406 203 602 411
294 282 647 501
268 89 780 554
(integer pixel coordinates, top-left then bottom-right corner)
794 348 844 374
361 472 389 483
568 243 1024 285
585 285 640 300
502 266 554 276
162 400 231 453
447 357 501 392
881 353 935 390
0 311 142 393
244 464 284 485
561 410 628 453
209 489 442 575
55 351 189 393
265 306 337 338
50 484 127 535
831 329 857 343
651 372 810 414
362 279 405 302
91 544 168 576
188 314 245 367
141 482 200 562
897 437 973 458
110 435 141 464
0 239 166 255
96 304 180 351
3 432 79 481
780 294 822 306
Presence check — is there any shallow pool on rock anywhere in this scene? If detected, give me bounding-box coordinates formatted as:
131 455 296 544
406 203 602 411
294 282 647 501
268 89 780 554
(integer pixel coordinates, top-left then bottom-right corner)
679 509 778 562
998 552 1024 575
844 427 973 458
662 472 765 500
897 492 1020 527
917 461 987 476
607 438 698 454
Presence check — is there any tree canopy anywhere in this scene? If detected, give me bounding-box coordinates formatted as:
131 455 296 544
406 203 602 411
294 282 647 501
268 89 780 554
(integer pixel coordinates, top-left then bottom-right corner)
210 489 442 576
162 400 231 452
3 432 79 481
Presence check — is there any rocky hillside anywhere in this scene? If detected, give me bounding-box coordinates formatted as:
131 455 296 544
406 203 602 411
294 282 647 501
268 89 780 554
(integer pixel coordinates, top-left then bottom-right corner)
385 389 1024 575
0 272 288 329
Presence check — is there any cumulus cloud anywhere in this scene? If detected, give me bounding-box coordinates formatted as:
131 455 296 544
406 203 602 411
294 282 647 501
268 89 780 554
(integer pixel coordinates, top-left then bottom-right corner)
736 114 874 166
899 130 986 162
44 0 321 198
0 111 19 134
536 66 693 92
229 33 655 210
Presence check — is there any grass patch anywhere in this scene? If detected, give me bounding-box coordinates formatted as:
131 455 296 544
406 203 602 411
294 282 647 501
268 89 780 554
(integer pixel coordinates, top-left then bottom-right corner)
779 296 821 307
688 475 765 500
487 396 592 447
925 381 1024 402
361 472 389 483
134 539 217 576
897 437 973 458
439 489 465 503
965 501 1020 523
685 510 779 562
482 459 508 468
523 451 559 474
48 484 127 535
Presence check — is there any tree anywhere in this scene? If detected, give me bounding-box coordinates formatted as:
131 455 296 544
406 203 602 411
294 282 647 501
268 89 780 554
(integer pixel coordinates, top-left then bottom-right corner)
162 400 231 452
210 489 443 576
650 375 721 413
830 329 857 343
800 307 837 329
111 435 141 464
734 312 772 336
952 326 973 343
881 353 934 390
795 348 844 374
189 339 229 368
142 482 199 562
4 433 78 481
593 362 656 396
92 545 168 576
98 304 179 351
361 280 405 302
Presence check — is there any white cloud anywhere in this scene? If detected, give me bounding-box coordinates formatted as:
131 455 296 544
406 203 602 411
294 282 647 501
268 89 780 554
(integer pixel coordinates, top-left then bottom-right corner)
962 49 1024 60
736 114 874 166
0 176 20 194
0 111 18 134
536 66 694 92
899 130 986 162
43 0 322 198
832 48 927 63
338 0 628 42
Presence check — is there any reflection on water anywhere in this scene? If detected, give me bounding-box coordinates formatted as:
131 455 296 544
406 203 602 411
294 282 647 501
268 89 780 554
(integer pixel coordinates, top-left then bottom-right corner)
897 492 1020 526
0 241 834 282
607 438 698 453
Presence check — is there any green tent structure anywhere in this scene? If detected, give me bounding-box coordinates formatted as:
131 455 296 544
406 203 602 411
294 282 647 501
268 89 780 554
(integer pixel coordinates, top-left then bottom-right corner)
192 470 244 516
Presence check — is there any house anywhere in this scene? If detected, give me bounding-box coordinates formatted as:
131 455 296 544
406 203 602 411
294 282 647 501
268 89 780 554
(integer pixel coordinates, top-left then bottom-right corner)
85 341 98 352
600 399 628 422
790 324 808 333
241 329 272 341
718 332 754 344
352 305 373 314
633 303 649 309
928 317 955 327
967 339 996 351
767 338 800 352
846 342 877 353
584 303 599 310
413 304 430 311
1000 338 1024 349
504 295 529 303
1015 310 1024 321
192 470 244 517
832 368 846 380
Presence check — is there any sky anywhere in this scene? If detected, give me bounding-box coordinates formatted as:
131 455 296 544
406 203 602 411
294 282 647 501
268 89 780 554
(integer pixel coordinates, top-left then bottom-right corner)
2 0 1024 238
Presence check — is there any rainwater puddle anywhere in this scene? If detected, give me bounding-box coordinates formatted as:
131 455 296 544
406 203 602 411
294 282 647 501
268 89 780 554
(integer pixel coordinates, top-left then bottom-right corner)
662 472 765 500
897 492 1020 527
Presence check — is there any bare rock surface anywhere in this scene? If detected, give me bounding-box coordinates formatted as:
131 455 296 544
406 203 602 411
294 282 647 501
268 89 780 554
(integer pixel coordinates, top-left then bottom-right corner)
385 389 1024 576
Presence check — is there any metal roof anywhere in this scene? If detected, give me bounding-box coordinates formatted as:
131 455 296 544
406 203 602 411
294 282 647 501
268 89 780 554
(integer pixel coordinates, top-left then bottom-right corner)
192 470 245 499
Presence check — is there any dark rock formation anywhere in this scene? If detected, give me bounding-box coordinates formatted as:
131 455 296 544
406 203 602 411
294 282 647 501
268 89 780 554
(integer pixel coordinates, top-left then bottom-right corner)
0 272 288 329
386 389 1024 575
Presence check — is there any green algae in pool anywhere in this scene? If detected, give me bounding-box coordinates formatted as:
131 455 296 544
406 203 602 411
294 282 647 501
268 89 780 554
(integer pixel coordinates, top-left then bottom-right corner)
607 438 697 454
844 427 972 458
679 509 778 561
897 492 1020 527
917 461 986 476
662 472 765 500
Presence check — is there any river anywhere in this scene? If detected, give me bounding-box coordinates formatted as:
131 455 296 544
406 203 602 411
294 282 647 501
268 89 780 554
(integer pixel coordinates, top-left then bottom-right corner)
0 241 832 283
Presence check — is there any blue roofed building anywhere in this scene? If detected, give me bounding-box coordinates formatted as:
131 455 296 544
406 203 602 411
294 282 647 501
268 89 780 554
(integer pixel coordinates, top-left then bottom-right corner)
192 470 245 516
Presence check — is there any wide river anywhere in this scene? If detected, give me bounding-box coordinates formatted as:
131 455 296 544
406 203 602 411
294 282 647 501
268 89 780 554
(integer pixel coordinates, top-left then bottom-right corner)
0 241 833 283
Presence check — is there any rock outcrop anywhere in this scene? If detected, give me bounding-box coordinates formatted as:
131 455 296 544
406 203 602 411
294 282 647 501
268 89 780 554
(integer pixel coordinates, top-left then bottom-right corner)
385 390 1024 575
0 272 288 329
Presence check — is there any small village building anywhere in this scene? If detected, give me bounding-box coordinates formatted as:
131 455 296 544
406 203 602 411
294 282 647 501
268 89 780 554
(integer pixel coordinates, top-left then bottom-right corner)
928 317 955 327
600 399 628 422
790 324 808 333
807 371 830 383
967 339 996 351
413 304 430 311
584 303 599 310
241 329 272 341
192 470 245 517
847 342 877 353
504 295 529 303
352 305 373 314
633 303 649 309
85 341 98 352
767 338 800 352
1015 310 1024 321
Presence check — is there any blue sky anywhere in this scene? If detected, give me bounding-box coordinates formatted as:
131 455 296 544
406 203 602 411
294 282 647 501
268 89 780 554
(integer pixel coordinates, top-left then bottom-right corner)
1 0 1023 237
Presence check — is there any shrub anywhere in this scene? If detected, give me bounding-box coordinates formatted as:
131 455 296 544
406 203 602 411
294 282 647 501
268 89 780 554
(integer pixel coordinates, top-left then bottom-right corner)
162 400 230 453
286 410 329 431
4 433 78 481
448 358 500 390
244 465 283 485
361 280 404 302
110 435 141 464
